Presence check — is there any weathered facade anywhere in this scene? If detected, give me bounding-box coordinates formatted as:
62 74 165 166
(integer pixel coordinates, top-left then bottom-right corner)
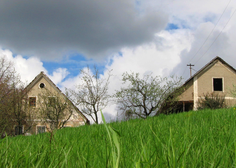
15 71 89 135
178 56 236 112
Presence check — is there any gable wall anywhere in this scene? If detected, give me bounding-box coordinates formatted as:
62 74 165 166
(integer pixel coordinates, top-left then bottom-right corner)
25 75 87 134
27 77 58 97
197 61 236 97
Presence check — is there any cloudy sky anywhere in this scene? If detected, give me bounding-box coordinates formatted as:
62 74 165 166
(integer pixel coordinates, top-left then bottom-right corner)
1 0 236 122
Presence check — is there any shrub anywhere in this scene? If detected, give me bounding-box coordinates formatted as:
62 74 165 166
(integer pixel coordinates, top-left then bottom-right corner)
197 92 226 110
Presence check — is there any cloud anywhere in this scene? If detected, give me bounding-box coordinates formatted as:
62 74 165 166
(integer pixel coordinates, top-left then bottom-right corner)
0 49 46 84
104 29 192 92
48 68 69 86
171 18 236 80
0 49 70 87
142 0 236 29
0 0 168 60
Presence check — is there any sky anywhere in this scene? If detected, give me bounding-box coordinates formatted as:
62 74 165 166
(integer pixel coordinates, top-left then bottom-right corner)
1 0 236 122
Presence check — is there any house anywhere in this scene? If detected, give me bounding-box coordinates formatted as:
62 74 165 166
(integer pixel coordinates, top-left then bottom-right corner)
175 56 236 112
15 71 89 135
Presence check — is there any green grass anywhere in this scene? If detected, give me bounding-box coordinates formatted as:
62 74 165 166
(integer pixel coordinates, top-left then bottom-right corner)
1 108 236 167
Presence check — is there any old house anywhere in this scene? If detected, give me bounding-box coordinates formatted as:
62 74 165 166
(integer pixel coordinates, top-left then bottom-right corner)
15 71 89 135
176 56 236 112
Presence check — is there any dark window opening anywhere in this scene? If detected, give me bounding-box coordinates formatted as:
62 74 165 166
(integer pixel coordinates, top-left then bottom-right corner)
29 97 36 107
15 125 23 135
40 83 45 88
213 78 223 91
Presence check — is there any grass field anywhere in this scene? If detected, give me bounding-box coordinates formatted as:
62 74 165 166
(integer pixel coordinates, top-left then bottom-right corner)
1 108 236 167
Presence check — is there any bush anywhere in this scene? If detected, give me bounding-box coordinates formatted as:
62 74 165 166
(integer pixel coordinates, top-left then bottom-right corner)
197 92 226 110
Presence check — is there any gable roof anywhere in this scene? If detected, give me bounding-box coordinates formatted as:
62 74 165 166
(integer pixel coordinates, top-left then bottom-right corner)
183 56 236 85
24 71 90 124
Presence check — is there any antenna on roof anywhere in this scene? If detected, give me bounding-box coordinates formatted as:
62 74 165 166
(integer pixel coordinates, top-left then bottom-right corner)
187 64 194 77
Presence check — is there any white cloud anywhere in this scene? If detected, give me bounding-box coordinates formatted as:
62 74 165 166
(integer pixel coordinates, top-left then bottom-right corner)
0 49 46 84
0 49 70 87
14 56 47 84
104 29 192 93
48 68 70 86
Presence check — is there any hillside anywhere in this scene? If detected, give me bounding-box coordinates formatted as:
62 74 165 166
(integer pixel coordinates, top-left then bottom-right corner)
1 108 236 167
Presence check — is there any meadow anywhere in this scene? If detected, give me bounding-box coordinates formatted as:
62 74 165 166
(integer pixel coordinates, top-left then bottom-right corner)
1 108 236 167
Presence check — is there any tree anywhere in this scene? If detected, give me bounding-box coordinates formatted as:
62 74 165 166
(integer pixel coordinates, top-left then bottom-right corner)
37 89 74 131
68 67 112 124
0 57 23 136
10 84 29 135
114 72 183 119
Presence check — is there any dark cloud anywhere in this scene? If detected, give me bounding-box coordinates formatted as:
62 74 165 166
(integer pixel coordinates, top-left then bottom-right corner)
0 0 168 60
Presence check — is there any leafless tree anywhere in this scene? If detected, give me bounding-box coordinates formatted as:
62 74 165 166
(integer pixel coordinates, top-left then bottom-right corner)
37 89 74 131
114 72 183 119
68 67 112 124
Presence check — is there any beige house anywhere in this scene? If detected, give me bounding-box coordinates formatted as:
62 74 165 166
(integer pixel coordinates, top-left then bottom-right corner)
15 71 89 135
176 56 236 112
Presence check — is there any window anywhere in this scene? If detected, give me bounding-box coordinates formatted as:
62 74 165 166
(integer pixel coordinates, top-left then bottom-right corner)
213 78 223 91
15 125 23 135
29 97 36 107
39 83 45 88
37 126 46 134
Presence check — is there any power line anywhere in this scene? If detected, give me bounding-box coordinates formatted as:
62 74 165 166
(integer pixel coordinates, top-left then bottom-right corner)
181 0 232 78
195 9 236 65
188 0 232 64
192 68 197 72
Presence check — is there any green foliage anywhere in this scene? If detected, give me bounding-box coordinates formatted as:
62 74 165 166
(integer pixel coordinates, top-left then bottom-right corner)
1 108 236 167
197 92 226 110
115 72 183 119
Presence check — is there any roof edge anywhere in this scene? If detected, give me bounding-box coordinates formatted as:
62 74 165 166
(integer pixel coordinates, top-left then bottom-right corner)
24 71 90 124
183 56 236 86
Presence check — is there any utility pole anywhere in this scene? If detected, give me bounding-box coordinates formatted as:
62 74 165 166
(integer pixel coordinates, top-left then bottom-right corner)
187 64 194 77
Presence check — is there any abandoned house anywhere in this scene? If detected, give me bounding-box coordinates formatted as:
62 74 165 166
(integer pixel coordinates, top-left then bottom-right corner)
14 71 89 135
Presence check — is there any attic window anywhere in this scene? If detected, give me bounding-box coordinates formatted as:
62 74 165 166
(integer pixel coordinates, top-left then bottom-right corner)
39 83 45 88
213 78 223 91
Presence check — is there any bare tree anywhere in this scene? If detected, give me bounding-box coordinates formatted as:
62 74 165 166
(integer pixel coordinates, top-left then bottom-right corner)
114 72 183 119
37 89 74 131
68 67 112 124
